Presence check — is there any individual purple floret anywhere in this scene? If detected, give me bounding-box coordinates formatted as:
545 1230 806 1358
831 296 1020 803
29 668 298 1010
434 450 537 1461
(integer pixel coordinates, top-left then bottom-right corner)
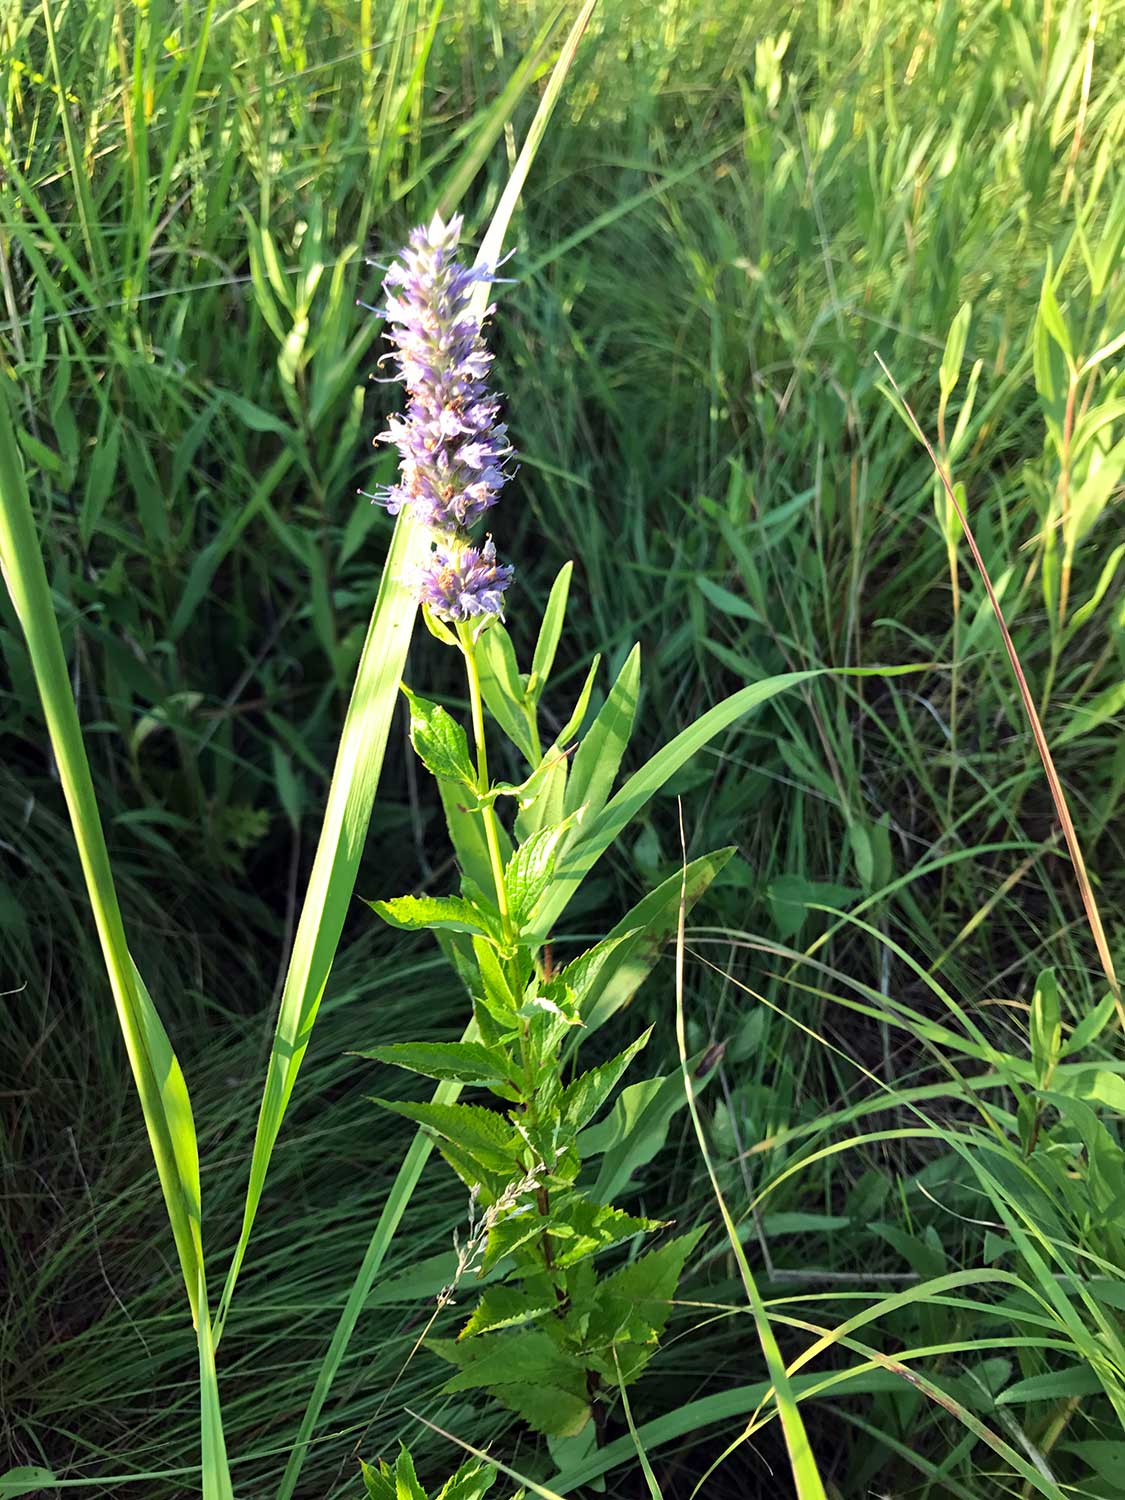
419 536 514 623
372 213 513 534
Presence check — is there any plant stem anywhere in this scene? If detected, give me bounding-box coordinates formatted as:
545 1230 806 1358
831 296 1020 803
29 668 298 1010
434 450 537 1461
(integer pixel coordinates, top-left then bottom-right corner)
460 625 515 942
1056 369 1078 629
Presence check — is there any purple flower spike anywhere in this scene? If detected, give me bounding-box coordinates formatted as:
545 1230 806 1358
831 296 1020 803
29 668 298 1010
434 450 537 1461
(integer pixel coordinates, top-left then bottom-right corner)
420 537 514 624
372 213 514 535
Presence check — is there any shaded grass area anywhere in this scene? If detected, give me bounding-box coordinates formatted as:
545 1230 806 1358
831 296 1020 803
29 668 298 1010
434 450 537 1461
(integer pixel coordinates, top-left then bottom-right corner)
2 0 1124 1495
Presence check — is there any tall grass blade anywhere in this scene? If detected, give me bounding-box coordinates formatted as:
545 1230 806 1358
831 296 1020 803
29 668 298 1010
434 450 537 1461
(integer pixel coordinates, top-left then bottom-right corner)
0 388 232 1497
215 506 430 1334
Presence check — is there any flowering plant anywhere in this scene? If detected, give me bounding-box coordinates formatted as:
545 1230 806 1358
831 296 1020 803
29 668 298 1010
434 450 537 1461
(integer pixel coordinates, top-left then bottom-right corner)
351 215 777 1464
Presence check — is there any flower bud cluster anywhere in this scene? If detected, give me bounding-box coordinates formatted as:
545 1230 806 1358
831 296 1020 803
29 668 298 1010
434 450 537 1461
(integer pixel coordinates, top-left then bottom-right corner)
369 213 514 622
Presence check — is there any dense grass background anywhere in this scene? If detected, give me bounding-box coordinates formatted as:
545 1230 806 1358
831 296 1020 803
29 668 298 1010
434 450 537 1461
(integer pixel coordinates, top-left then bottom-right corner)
2 0 1124 1495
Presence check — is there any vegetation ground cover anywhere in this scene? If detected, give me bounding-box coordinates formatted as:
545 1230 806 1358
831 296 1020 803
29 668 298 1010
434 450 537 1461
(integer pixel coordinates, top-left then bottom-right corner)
2 1 1124 1495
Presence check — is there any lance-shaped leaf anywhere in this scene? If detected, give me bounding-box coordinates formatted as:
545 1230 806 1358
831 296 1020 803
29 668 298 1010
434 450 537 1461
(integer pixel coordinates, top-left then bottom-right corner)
564 644 641 821
506 812 581 928
367 893 503 942
527 560 573 703
372 1099 521 1173
572 849 736 1033
459 1282 557 1339
560 1027 653 1131
357 1040 514 1087
530 672 822 939
478 621 538 763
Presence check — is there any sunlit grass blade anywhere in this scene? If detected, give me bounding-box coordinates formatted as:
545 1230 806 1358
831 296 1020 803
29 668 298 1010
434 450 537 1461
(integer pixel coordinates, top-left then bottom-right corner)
215 505 430 1335
0 382 232 1497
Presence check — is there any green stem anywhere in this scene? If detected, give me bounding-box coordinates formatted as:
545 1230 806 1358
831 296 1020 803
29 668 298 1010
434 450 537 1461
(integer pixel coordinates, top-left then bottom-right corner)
460 625 515 943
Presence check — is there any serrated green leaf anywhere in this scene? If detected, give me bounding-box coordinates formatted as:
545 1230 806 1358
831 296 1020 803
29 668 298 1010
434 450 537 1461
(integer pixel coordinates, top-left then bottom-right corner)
483 1205 551 1272
361 1458 395 1500
554 932 638 1017
371 1099 519 1171
591 1228 705 1347
550 1196 660 1267
506 815 580 928
403 688 477 790
561 1027 652 1131
436 1459 497 1500
357 1041 512 1086
473 936 518 1017
394 1445 428 1500
440 1328 588 1396
437 1137 516 1203
459 1282 556 1338
493 1381 591 1437
368 893 500 941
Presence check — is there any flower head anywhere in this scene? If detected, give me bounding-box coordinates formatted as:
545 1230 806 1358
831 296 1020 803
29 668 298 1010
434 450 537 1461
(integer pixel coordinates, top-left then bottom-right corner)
419 536 514 624
373 213 513 534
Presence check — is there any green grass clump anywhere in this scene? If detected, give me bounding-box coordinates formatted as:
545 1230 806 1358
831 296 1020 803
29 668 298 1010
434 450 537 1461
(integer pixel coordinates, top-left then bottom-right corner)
2 0 1124 1496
